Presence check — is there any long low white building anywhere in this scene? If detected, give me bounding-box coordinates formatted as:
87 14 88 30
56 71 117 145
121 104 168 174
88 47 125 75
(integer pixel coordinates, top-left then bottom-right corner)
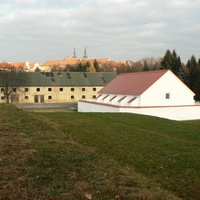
78 70 200 121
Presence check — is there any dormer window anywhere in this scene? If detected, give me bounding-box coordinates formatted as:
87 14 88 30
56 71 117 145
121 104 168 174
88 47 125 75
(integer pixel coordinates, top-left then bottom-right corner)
166 93 170 99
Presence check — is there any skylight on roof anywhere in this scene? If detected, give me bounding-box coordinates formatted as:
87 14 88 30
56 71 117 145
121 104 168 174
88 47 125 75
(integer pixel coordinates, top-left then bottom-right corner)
66 73 71 79
50 73 54 77
51 77 55 82
83 72 87 78
100 76 105 83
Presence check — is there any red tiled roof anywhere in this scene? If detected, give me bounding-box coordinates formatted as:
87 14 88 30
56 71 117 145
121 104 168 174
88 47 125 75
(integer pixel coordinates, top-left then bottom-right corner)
99 70 169 95
8 62 25 68
42 57 110 66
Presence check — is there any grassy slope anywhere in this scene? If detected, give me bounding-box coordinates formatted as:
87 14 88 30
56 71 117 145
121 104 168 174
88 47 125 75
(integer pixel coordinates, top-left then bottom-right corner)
37 112 200 200
0 104 179 200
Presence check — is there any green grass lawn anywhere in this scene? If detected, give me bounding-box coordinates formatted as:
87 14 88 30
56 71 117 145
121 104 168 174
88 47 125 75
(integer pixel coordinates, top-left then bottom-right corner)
37 112 200 200
0 104 180 199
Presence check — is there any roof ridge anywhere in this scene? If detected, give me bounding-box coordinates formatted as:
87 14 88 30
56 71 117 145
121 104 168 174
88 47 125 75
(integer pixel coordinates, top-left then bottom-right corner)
119 69 169 76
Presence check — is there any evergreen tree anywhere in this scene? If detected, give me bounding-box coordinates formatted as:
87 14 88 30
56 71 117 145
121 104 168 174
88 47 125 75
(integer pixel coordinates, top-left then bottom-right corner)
143 61 149 71
186 55 200 101
171 50 182 75
35 67 41 72
93 59 99 72
160 49 172 70
160 49 183 79
84 61 90 72
77 63 84 71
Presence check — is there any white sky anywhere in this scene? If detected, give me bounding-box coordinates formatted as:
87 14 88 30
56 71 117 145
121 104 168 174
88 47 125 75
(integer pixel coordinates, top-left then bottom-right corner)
0 0 200 63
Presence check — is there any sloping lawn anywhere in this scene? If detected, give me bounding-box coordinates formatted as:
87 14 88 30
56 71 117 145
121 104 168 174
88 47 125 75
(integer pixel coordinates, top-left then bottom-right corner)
37 112 200 200
0 104 179 199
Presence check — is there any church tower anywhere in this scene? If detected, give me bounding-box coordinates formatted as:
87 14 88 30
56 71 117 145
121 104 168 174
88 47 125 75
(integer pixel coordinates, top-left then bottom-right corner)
83 47 88 58
73 48 77 58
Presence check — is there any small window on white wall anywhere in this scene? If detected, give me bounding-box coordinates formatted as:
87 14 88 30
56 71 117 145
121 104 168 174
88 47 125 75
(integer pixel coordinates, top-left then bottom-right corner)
166 93 170 99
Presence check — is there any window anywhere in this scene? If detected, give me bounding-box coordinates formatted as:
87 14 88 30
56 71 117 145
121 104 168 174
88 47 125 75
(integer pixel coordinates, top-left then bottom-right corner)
93 88 96 91
36 88 40 92
71 95 74 99
60 88 63 91
25 88 28 92
71 88 74 91
82 95 86 99
82 88 86 91
166 93 170 99
25 96 29 100
13 88 16 92
48 96 52 99
48 88 52 92
1 96 4 100
93 95 96 99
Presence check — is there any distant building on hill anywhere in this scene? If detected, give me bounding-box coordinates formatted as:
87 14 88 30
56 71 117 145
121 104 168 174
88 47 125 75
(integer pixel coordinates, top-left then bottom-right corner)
0 61 50 72
1 48 133 72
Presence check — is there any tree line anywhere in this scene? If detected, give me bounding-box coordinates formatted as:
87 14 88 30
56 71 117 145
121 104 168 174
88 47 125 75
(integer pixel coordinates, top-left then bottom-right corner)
159 49 200 101
1 49 200 101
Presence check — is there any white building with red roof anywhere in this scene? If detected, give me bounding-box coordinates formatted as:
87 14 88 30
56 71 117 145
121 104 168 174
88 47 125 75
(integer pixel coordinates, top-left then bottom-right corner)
78 70 200 120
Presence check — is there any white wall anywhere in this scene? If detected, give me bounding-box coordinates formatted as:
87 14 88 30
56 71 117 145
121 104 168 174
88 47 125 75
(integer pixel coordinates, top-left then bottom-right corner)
78 101 119 112
78 100 200 121
120 105 200 120
140 71 195 106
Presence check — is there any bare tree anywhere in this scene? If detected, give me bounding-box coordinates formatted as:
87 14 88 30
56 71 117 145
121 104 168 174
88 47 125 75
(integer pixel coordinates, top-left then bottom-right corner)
0 70 29 103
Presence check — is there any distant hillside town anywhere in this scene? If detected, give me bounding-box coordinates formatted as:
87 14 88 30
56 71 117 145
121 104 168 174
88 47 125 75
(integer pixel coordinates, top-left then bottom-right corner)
0 47 161 73
1 48 200 101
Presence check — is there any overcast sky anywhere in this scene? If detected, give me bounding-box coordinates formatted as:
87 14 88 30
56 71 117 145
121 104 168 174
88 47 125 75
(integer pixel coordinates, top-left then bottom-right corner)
0 0 200 64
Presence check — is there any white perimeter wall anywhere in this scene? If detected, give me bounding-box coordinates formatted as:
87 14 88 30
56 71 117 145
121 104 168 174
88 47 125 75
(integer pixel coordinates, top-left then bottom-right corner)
120 105 200 121
78 101 200 121
78 101 120 112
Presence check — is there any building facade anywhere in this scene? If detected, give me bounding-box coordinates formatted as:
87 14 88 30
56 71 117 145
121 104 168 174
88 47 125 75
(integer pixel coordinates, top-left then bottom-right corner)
0 72 117 104
78 70 200 121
